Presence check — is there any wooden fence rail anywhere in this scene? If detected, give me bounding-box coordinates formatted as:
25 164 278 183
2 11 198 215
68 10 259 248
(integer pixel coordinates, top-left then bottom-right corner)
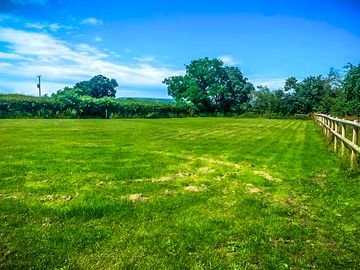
315 113 360 169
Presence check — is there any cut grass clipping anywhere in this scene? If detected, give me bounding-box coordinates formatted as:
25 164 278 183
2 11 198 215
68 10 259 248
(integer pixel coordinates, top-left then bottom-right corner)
0 118 359 269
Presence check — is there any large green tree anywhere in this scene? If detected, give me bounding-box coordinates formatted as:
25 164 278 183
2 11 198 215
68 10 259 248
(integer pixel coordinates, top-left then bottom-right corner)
75 75 118 98
163 58 254 112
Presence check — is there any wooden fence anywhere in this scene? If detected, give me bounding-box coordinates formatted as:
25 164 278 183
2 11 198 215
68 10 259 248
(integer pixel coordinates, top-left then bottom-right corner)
315 114 360 169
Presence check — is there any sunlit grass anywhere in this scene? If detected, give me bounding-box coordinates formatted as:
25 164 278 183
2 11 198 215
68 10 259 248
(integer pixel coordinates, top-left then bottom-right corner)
0 118 359 269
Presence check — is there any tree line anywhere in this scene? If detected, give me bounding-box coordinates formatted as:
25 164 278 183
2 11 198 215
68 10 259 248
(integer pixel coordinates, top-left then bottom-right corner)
163 58 360 116
0 59 359 118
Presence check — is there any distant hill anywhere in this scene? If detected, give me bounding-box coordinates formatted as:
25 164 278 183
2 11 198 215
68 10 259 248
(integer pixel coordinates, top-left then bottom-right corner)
117 97 175 103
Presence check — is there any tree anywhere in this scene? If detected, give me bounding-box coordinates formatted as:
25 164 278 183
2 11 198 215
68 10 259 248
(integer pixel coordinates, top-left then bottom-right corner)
342 63 360 114
218 66 254 112
284 77 298 92
75 75 118 98
52 87 84 98
283 75 333 114
326 67 342 90
51 87 82 116
251 86 273 114
163 75 189 102
297 76 329 113
163 58 254 113
74 81 91 96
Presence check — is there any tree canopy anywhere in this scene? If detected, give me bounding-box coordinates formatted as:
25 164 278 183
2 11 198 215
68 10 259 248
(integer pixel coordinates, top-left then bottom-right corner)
75 75 118 98
163 59 360 116
342 63 360 114
36 61 360 117
163 58 254 113
53 75 118 99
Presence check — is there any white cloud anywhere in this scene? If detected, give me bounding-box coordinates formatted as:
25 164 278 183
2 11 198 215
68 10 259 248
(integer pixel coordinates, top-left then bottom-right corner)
219 55 238 65
0 27 183 95
104 48 121 58
25 22 72 32
110 51 121 58
133 55 157 63
49 23 64 32
0 62 13 68
25 22 46 29
80 17 103 26
251 78 286 89
94 36 103 42
0 52 28 60
0 13 20 23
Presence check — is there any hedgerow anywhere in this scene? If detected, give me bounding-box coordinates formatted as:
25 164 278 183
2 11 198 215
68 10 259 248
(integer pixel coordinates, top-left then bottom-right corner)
0 94 197 118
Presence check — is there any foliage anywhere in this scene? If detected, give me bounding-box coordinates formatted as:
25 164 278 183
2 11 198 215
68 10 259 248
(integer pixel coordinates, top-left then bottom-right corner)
251 86 295 115
0 94 196 118
1 62 360 117
342 63 360 115
78 75 118 98
53 75 119 99
279 72 344 114
163 58 254 113
284 75 331 113
163 59 360 116
0 94 58 118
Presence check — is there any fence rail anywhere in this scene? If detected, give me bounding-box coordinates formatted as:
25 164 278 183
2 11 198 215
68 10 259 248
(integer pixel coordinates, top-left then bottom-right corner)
315 113 359 169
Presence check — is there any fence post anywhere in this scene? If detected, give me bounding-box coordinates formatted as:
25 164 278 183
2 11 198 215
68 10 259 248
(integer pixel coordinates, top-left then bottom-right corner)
324 117 327 135
334 121 338 152
351 120 359 170
327 118 330 138
341 121 346 157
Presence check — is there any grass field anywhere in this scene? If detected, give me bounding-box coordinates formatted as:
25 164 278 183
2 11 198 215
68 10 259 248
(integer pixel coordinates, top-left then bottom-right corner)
0 118 359 269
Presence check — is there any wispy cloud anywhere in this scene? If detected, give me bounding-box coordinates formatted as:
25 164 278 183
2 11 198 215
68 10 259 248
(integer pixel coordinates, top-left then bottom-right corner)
80 17 103 26
25 22 73 32
94 36 102 42
133 55 157 63
219 55 239 65
0 13 21 23
48 23 69 32
24 22 45 30
25 22 72 32
0 52 28 60
251 78 286 89
0 27 183 95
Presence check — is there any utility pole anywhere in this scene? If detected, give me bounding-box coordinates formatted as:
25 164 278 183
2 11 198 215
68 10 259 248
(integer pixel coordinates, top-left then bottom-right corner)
37 75 41 97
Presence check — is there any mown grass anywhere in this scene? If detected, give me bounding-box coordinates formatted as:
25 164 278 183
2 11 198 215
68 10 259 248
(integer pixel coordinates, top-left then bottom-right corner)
0 118 359 269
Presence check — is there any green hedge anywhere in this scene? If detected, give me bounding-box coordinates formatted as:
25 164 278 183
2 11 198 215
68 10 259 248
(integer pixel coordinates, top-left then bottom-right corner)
0 94 197 118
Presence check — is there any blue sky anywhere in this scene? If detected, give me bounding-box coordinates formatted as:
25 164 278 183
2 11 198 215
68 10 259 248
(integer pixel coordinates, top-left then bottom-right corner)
0 0 360 98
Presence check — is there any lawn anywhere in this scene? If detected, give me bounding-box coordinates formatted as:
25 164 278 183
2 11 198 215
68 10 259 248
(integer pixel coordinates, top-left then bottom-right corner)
0 118 359 269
